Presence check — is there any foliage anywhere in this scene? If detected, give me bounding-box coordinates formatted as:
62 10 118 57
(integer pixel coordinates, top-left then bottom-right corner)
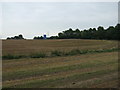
7 34 24 40
55 24 120 40
51 50 64 56
2 48 120 60
30 52 46 58
6 24 120 40
2 54 26 60
49 36 59 39
33 36 43 39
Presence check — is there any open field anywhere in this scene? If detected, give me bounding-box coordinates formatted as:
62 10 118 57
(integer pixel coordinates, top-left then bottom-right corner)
2 39 118 55
2 39 119 88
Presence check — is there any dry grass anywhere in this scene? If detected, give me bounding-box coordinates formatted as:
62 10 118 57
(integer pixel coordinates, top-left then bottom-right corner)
2 39 118 55
2 39 119 88
3 52 118 88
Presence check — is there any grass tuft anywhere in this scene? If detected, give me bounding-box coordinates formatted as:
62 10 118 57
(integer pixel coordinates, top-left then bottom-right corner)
51 50 64 56
2 54 26 60
2 48 120 60
30 52 46 58
66 49 81 55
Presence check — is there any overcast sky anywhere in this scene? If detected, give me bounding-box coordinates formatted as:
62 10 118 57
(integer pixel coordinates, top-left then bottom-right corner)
1 2 118 39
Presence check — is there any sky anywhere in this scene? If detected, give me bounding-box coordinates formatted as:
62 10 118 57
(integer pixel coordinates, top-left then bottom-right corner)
0 2 118 39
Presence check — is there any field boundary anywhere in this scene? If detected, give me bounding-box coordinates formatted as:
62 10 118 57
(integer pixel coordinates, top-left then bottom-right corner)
2 48 120 60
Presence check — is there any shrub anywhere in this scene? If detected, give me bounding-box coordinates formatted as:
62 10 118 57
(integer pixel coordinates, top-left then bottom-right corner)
51 50 64 56
30 52 46 58
2 54 26 60
2 48 120 60
79 50 88 54
66 49 90 55
66 49 80 55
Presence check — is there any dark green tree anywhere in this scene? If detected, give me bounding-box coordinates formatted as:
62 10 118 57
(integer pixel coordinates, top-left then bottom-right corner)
96 26 105 39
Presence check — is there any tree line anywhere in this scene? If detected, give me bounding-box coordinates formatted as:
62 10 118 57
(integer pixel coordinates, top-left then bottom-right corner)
52 24 120 40
7 24 120 40
7 34 24 40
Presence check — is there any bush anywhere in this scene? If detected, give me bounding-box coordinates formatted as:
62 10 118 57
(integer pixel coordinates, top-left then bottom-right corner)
7 34 24 40
65 49 80 55
65 49 90 56
51 50 64 56
79 50 88 54
2 54 26 60
2 48 119 60
30 52 46 58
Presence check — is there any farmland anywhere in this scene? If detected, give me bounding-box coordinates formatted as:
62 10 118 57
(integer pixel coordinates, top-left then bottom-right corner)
2 39 119 88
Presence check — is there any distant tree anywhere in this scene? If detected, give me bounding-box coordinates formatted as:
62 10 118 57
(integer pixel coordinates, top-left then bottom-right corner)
14 36 19 39
7 37 11 40
40 36 43 39
96 26 105 39
114 24 120 40
49 36 58 39
33 36 37 39
11 37 14 39
63 28 74 39
18 34 24 39
6 34 24 40
74 29 81 39
6 24 120 40
58 33 65 39
106 26 115 40
33 36 43 39
54 24 120 40
92 28 97 39
81 30 90 39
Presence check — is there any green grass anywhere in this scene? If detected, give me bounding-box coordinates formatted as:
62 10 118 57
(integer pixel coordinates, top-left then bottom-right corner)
2 54 26 60
4 69 117 88
51 50 64 56
3 51 118 88
30 52 46 58
2 47 120 60
3 58 117 81
2 40 119 88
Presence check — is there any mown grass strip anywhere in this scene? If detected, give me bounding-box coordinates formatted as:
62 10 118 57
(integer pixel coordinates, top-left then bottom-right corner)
3 60 117 81
2 48 120 60
66 73 118 88
3 69 117 88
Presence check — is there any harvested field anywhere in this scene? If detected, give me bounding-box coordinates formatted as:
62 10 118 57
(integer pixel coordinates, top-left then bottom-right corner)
2 39 118 55
2 39 119 88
